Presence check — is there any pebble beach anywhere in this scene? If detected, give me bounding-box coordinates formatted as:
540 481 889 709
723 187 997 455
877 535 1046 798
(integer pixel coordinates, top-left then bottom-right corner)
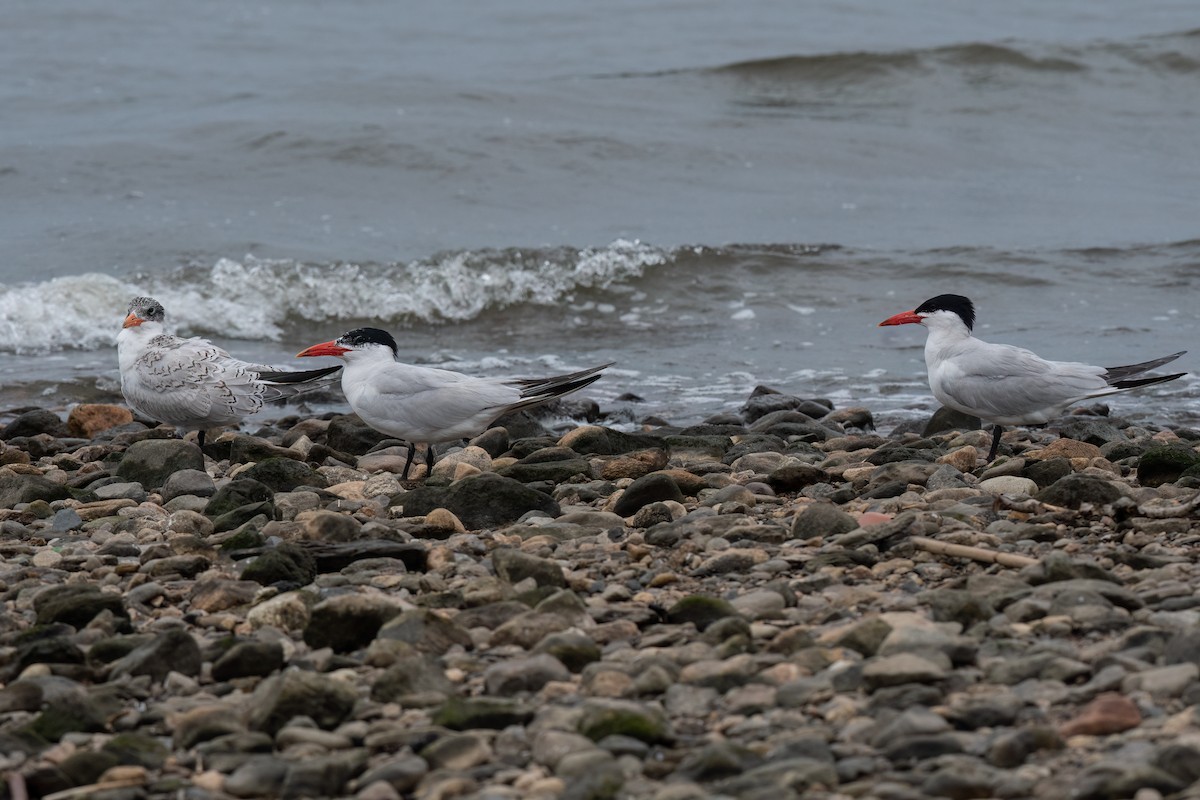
2 389 1200 800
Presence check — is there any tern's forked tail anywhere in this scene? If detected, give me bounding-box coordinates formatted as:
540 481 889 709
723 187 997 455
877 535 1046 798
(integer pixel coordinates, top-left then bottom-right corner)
505 362 614 413
1103 350 1187 384
1108 371 1187 392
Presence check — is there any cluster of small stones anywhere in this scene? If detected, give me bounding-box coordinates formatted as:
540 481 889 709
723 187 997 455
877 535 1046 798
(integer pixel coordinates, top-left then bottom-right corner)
1 390 1199 800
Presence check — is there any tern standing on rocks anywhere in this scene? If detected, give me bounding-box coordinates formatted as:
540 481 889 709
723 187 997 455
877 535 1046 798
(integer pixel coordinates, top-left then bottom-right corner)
879 294 1187 461
297 327 612 479
117 296 342 446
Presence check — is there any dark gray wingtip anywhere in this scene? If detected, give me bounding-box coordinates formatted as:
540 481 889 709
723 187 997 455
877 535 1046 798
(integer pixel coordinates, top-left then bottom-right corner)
257 364 343 384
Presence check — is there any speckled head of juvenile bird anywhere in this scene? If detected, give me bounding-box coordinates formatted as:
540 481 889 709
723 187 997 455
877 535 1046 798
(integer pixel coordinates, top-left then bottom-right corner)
123 296 166 329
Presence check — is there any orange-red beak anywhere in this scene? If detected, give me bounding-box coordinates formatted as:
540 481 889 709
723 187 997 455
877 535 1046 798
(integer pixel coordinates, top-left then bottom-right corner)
122 312 144 329
296 341 350 358
878 310 923 327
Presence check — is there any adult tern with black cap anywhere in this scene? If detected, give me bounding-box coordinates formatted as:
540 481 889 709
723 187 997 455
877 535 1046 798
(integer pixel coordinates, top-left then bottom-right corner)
879 294 1186 461
297 327 612 479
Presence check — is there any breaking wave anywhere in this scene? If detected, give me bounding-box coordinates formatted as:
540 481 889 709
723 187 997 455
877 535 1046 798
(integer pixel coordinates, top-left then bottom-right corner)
0 240 669 354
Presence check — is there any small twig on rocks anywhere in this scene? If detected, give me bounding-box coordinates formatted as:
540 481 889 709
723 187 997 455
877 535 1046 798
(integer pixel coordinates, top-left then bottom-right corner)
995 494 1071 514
911 536 1038 568
6 772 28 800
42 779 144 800
995 494 1046 513
1136 491 1200 519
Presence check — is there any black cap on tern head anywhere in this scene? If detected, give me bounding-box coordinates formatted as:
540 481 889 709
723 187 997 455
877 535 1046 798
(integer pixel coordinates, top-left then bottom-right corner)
915 294 975 331
338 327 398 354
127 296 165 323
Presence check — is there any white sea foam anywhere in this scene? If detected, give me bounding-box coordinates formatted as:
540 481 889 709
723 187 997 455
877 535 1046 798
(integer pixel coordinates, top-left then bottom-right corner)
0 240 669 354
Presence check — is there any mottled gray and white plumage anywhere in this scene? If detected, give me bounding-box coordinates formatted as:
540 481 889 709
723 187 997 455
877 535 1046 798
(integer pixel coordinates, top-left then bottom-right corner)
116 296 341 445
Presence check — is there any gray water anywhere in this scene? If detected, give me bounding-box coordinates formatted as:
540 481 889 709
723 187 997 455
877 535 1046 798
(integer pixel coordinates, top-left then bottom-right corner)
2 0 1198 430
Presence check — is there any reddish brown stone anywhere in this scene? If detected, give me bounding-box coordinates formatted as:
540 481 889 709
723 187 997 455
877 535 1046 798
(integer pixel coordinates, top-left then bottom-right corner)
68 403 134 438
1058 692 1141 737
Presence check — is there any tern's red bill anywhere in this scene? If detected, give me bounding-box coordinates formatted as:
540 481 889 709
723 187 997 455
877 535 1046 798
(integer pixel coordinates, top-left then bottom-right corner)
122 313 145 329
878 311 922 326
296 341 351 358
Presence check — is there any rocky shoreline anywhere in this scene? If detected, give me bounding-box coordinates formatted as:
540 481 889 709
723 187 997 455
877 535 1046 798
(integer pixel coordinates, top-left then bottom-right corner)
1 388 1200 800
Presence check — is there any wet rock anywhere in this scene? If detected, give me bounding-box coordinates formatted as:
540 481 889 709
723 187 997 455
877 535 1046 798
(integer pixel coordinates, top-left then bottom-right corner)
101 732 170 769
1153 742 1200 786
862 652 947 690
665 595 741 632
613 472 685 516
790 502 858 539
304 594 404 652
280 750 369 799
108 627 202 683
242 457 328 492
297 509 362 541
376 609 473 655
35 584 128 629
0 471 71 507
433 696 533 730
116 438 205 489
211 640 285 681
371 652 454 702
492 548 567 588
484 653 571 695
324 416 393 454
533 630 603 672
205 478 275 518
765 464 830 493
2 409 70 439
1053 417 1126 445
497 457 594 483
988 726 1063 768
356 755 429 794
399 472 560 529
1034 474 1122 507
924 407 982 435
247 670 357 735
715 757 839 796
556 425 664 456
420 733 492 770
160 468 216 501
578 698 672 744
242 543 317 587
1137 445 1200 487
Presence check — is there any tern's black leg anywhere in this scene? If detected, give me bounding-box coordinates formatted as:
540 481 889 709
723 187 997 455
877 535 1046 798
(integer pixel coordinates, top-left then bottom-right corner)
402 442 417 480
425 444 436 474
197 430 206 448
986 425 1004 462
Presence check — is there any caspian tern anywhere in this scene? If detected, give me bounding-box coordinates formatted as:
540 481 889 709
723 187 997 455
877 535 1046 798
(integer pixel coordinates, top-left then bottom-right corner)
117 296 342 446
297 327 612 479
879 294 1186 462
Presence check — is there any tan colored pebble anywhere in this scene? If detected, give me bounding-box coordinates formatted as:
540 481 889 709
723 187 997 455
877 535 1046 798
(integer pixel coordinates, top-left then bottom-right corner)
425 508 467 532
31 549 64 568
190 771 225 792
936 445 978 472
588 670 633 697
453 462 483 481
324 480 367 500
99 765 148 785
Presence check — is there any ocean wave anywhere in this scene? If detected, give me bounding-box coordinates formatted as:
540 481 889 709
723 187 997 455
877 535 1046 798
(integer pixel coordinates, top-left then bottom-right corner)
0 240 669 354
706 30 1200 100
